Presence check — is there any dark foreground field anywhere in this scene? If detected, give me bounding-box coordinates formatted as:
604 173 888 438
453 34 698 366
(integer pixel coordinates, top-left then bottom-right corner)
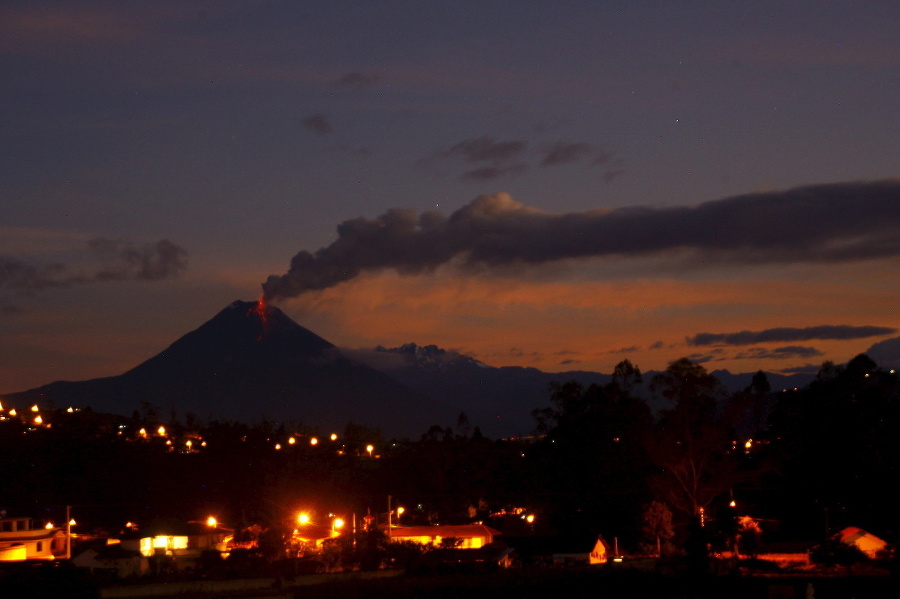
98 569 898 599
4 565 897 599
290 569 895 599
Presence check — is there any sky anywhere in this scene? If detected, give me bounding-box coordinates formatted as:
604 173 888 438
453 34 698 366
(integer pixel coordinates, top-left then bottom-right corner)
2 0 900 394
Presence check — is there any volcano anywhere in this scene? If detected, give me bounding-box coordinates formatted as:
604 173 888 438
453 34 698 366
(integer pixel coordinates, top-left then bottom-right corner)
5 300 458 437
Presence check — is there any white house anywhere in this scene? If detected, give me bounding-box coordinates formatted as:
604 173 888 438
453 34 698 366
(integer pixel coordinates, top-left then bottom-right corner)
388 524 501 549
0 516 66 562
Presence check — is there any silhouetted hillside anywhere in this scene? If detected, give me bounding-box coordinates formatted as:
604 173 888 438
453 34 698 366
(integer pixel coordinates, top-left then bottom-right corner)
6 301 458 437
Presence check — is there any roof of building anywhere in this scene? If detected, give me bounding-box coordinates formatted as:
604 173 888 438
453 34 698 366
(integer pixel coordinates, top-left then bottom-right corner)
389 524 502 539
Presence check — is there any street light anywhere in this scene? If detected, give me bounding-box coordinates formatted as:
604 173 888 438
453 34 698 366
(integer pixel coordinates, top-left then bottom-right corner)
297 513 310 525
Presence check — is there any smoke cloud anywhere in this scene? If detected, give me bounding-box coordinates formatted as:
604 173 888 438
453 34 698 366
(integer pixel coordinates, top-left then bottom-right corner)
688 325 897 347
263 179 900 301
0 238 187 292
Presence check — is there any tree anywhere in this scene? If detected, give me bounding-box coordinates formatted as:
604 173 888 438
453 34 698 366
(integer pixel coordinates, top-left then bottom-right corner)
647 358 737 520
640 501 675 556
612 359 643 394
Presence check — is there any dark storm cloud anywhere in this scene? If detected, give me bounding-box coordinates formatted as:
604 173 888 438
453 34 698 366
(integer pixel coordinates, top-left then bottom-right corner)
263 179 900 300
301 113 332 135
539 142 609 167
443 137 527 164
733 346 824 360
461 164 528 181
688 324 897 347
332 71 379 89
87 238 187 281
437 137 529 181
435 137 619 181
0 238 186 292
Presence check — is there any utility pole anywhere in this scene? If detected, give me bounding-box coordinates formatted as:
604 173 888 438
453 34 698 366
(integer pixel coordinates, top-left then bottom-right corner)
65 505 72 560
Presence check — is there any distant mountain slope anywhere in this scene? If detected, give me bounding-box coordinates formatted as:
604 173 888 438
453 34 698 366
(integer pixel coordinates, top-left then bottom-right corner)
5 304 819 440
364 344 816 437
5 301 459 437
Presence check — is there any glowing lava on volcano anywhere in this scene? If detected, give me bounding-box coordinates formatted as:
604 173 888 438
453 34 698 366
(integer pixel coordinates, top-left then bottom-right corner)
248 296 271 338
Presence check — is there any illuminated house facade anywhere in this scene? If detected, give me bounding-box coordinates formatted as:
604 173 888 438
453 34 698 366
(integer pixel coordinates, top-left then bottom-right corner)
119 522 231 567
0 517 66 561
388 524 501 549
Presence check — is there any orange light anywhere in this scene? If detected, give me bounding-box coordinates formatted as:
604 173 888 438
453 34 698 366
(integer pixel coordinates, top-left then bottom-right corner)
333 518 345 529
298 513 310 525
366 444 374 456
330 433 338 441
31 404 39 412
275 443 282 450
288 436 296 445
157 426 166 436
207 516 217 528
310 437 318 446
34 415 43 425
45 522 54 530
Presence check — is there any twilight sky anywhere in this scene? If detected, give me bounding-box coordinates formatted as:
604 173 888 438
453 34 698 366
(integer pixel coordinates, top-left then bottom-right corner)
2 0 900 394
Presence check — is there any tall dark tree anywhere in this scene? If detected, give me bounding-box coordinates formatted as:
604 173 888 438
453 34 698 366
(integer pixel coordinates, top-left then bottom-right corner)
647 358 738 521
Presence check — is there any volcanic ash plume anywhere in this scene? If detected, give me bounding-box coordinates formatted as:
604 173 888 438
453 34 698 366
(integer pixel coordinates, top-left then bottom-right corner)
262 180 900 301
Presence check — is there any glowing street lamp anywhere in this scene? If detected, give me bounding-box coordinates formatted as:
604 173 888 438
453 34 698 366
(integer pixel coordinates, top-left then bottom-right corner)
310 437 318 446
298 513 310 525
366 444 374 457
207 516 218 528
332 517 345 532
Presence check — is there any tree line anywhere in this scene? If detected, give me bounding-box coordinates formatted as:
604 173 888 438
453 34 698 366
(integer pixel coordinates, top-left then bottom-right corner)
1 354 897 557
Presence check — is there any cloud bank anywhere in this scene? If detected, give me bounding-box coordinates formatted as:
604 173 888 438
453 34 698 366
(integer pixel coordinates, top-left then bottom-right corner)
688 324 897 347
263 179 900 301
1 238 187 292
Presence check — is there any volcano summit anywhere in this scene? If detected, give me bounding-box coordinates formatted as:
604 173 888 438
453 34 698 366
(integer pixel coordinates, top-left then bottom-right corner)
6 300 458 437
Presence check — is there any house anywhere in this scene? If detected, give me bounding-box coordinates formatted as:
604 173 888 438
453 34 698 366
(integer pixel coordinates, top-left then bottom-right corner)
836 527 887 559
553 536 610 566
118 522 231 569
388 524 501 549
0 516 67 561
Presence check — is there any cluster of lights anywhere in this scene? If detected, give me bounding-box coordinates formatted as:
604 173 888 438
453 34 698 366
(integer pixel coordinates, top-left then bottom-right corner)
293 511 346 536
0 402 66 429
133 425 207 452
489 507 536 523
271 432 378 456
